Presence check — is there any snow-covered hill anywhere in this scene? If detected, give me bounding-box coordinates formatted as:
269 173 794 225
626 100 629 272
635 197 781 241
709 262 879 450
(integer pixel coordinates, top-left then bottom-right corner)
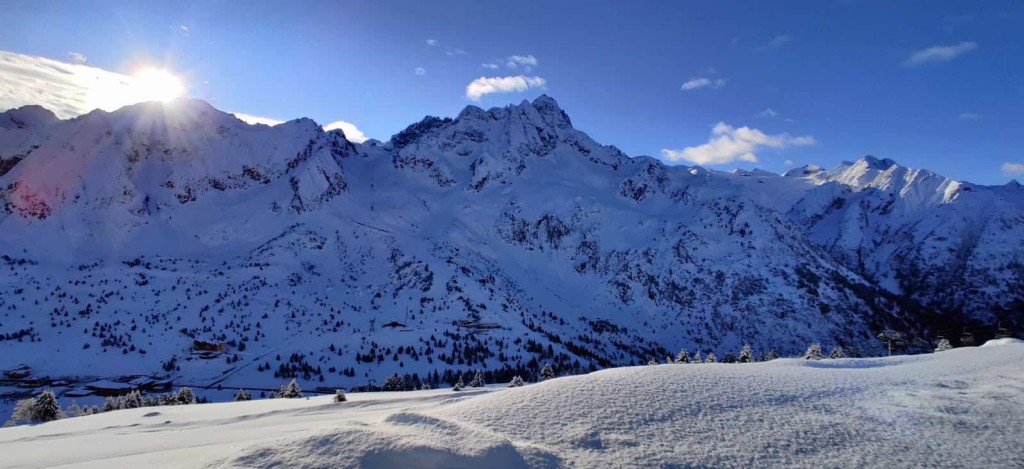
0 96 1021 414
1 341 1022 468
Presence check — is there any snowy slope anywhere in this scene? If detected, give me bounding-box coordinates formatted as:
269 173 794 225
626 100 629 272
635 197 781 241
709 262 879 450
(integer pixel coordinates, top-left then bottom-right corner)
0 96 1020 418
1 342 1021 468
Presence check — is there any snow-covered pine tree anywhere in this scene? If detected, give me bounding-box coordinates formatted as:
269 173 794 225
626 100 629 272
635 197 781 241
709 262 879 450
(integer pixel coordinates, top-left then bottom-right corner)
382 374 405 391
235 389 251 401
6 398 36 426
804 343 824 360
647 358 660 366
540 363 556 381
176 387 197 404
468 370 485 388
739 344 755 363
103 396 116 412
31 390 63 423
279 380 302 398
452 375 465 391
935 338 954 352
66 401 83 418
829 347 846 359
675 349 690 364
761 349 779 361
705 352 717 363
334 389 347 402
693 351 702 363
508 375 525 387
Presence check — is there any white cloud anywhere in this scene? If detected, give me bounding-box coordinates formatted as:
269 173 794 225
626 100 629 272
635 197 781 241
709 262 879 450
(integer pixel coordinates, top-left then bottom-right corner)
680 77 726 91
784 159 794 166
67 51 87 64
446 48 466 56
758 34 792 51
758 108 779 118
958 112 981 120
660 122 815 165
905 41 977 66
415 67 426 76
1002 162 1024 175
426 39 438 46
465 75 546 101
0 49 171 119
179 25 189 33
232 113 284 126
482 63 499 70
506 55 538 68
323 120 368 143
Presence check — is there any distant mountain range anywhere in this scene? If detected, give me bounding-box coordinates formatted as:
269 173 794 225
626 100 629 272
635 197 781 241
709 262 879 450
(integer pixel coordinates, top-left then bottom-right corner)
0 96 1020 398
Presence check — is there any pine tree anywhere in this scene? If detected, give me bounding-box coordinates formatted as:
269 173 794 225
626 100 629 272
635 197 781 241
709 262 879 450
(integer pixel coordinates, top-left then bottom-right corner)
693 351 702 363
705 352 717 363
176 387 197 404
738 344 755 363
468 370 485 388
66 401 83 418
6 398 36 426
804 343 824 360
674 349 690 364
508 375 525 387
382 374 405 391
935 338 954 352
31 391 63 423
279 379 302 398
647 358 660 366
540 363 556 381
103 396 116 412
452 375 465 391
829 347 846 359
334 389 347 402
761 349 779 361
235 389 251 401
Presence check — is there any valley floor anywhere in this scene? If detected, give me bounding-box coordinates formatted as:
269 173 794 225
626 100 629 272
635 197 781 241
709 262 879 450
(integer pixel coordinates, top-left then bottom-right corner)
1 340 1022 468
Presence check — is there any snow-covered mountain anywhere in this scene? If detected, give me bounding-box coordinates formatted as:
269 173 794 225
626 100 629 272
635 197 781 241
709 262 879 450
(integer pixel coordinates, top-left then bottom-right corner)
0 96 1020 405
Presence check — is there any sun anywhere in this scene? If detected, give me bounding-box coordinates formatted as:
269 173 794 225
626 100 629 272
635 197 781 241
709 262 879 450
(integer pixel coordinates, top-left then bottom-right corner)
129 68 185 103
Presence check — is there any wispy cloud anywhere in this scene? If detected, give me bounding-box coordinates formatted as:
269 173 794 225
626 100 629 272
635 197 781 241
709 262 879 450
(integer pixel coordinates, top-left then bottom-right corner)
415 67 426 76
681 77 726 91
179 25 189 33
905 41 977 66
323 120 368 143
426 39 438 46
67 51 87 64
758 34 792 51
506 55 538 68
0 49 157 118
482 63 499 70
958 112 981 120
465 75 546 101
661 122 815 165
1002 162 1024 175
446 48 466 56
757 108 779 118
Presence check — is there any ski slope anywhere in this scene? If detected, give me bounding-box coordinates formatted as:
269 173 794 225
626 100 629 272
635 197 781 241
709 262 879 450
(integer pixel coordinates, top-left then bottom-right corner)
2 340 1021 468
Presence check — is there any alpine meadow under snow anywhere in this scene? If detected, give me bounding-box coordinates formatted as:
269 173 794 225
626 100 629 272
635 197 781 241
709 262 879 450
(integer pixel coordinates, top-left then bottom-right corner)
0 96 1022 466
1 340 1022 468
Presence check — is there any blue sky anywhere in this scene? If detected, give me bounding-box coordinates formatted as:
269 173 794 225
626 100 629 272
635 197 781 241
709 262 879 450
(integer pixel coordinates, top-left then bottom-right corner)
1 0 1022 183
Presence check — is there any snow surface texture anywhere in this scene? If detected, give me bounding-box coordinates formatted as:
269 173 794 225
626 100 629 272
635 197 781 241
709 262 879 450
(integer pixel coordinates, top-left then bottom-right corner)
0 96 1021 417
0 342 1021 468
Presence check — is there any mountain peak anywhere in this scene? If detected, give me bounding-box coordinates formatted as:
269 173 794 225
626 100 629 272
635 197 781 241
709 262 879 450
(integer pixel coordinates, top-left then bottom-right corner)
0 105 59 130
859 155 898 170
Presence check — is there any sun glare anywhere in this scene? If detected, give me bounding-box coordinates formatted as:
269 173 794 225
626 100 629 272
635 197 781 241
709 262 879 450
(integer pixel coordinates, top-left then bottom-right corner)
129 68 185 103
